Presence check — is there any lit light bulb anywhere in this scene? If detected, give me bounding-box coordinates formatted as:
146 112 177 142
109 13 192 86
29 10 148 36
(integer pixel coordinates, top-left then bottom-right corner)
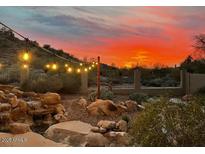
92 64 95 67
67 67 72 73
80 63 83 66
84 68 88 72
95 62 98 65
77 68 81 73
52 63 57 70
88 67 92 70
22 64 28 69
46 64 50 69
65 64 68 67
22 52 30 61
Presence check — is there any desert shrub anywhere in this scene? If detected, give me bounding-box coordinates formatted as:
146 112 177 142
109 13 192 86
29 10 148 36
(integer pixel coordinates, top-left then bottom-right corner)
59 73 81 93
88 88 114 101
121 115 130 123
129 92 148 103
130 97 205 146
196 86 205 94
22 74 63 93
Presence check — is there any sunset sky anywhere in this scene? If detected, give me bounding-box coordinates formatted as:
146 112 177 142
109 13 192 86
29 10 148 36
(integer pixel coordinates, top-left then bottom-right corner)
0 6 205 68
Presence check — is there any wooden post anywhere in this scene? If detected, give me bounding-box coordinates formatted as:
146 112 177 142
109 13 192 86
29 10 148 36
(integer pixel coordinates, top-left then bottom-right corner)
80 71 88 94
20 66 29 86
134 69 141 91
97 56 101 99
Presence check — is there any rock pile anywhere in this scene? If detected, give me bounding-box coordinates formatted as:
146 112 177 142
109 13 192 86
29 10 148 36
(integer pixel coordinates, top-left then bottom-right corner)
90 119 130 146
0 84 67 134
86 99 144 116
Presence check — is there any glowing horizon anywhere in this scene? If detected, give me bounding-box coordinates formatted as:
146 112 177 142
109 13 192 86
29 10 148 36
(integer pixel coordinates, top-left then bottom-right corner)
0 6 204 68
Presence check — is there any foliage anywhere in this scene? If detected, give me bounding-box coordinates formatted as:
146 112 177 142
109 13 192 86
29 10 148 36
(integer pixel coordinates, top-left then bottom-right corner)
130 97 205 146
88 88 114 102
129 92 148 103
21 71 81 93
121 115 130 123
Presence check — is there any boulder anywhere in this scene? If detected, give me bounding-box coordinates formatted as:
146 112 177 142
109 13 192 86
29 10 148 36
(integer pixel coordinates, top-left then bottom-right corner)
17 99 28 112
27 101 42 110
0 103 11 112
10 107 27 121
78 97 88 108
104 131 130 146
83 132 109 147
0 132 66 147
40 92 61 105
0 84 15 92
97 120 116 130
116 120 128 132
55 104 66 114
91 127 107 133
0 90 7 102
11 88 24 97
22 92 38 98
45 120 93 146
8 95 18 108
0 112 11 122
87 99 126 116
124 100 138 112
54 113 67 122
9 122 31 134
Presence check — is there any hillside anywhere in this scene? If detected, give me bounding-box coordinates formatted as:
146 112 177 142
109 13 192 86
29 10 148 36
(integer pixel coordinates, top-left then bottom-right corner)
0 28 80 67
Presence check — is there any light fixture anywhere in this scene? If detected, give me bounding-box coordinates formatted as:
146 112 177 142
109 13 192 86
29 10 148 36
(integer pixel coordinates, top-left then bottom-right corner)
51 63 58 70
45 64 50 69
22 64 28 69
65 64 68 68
84 68 88 72
88 67 92 70
77 68 81 73
67 67 72 73
80 63 83 66
22 52 30 61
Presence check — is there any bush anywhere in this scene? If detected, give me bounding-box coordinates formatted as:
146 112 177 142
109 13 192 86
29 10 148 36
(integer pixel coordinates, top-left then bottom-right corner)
121 115 130 123
130 97 205 146
88 88 114 101
129 92 148 103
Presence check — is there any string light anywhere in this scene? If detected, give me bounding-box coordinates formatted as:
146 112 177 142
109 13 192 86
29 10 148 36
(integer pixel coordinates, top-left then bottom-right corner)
77 68 81 73
92 64 95 68
51 63 58 70
84 68 88 72
22 64 28 69
67 67 72 73
45 64 50 69
22 52 30 61
80 63 83 66
65 64 68 68
88 67 92 70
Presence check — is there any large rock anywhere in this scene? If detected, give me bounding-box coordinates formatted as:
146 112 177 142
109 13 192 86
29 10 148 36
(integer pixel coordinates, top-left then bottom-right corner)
55 104 66 114
9 123 31 134
0 132 66 147
104 131 130 146
87 99 127 116
45 120 93 146
10 88 23 97
78 97 88 109
27 101 42 110
116 120 128 132
124 100 138 112
97 120 116 130
83 132 109 147
40 93 61 105
0 103 11 112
